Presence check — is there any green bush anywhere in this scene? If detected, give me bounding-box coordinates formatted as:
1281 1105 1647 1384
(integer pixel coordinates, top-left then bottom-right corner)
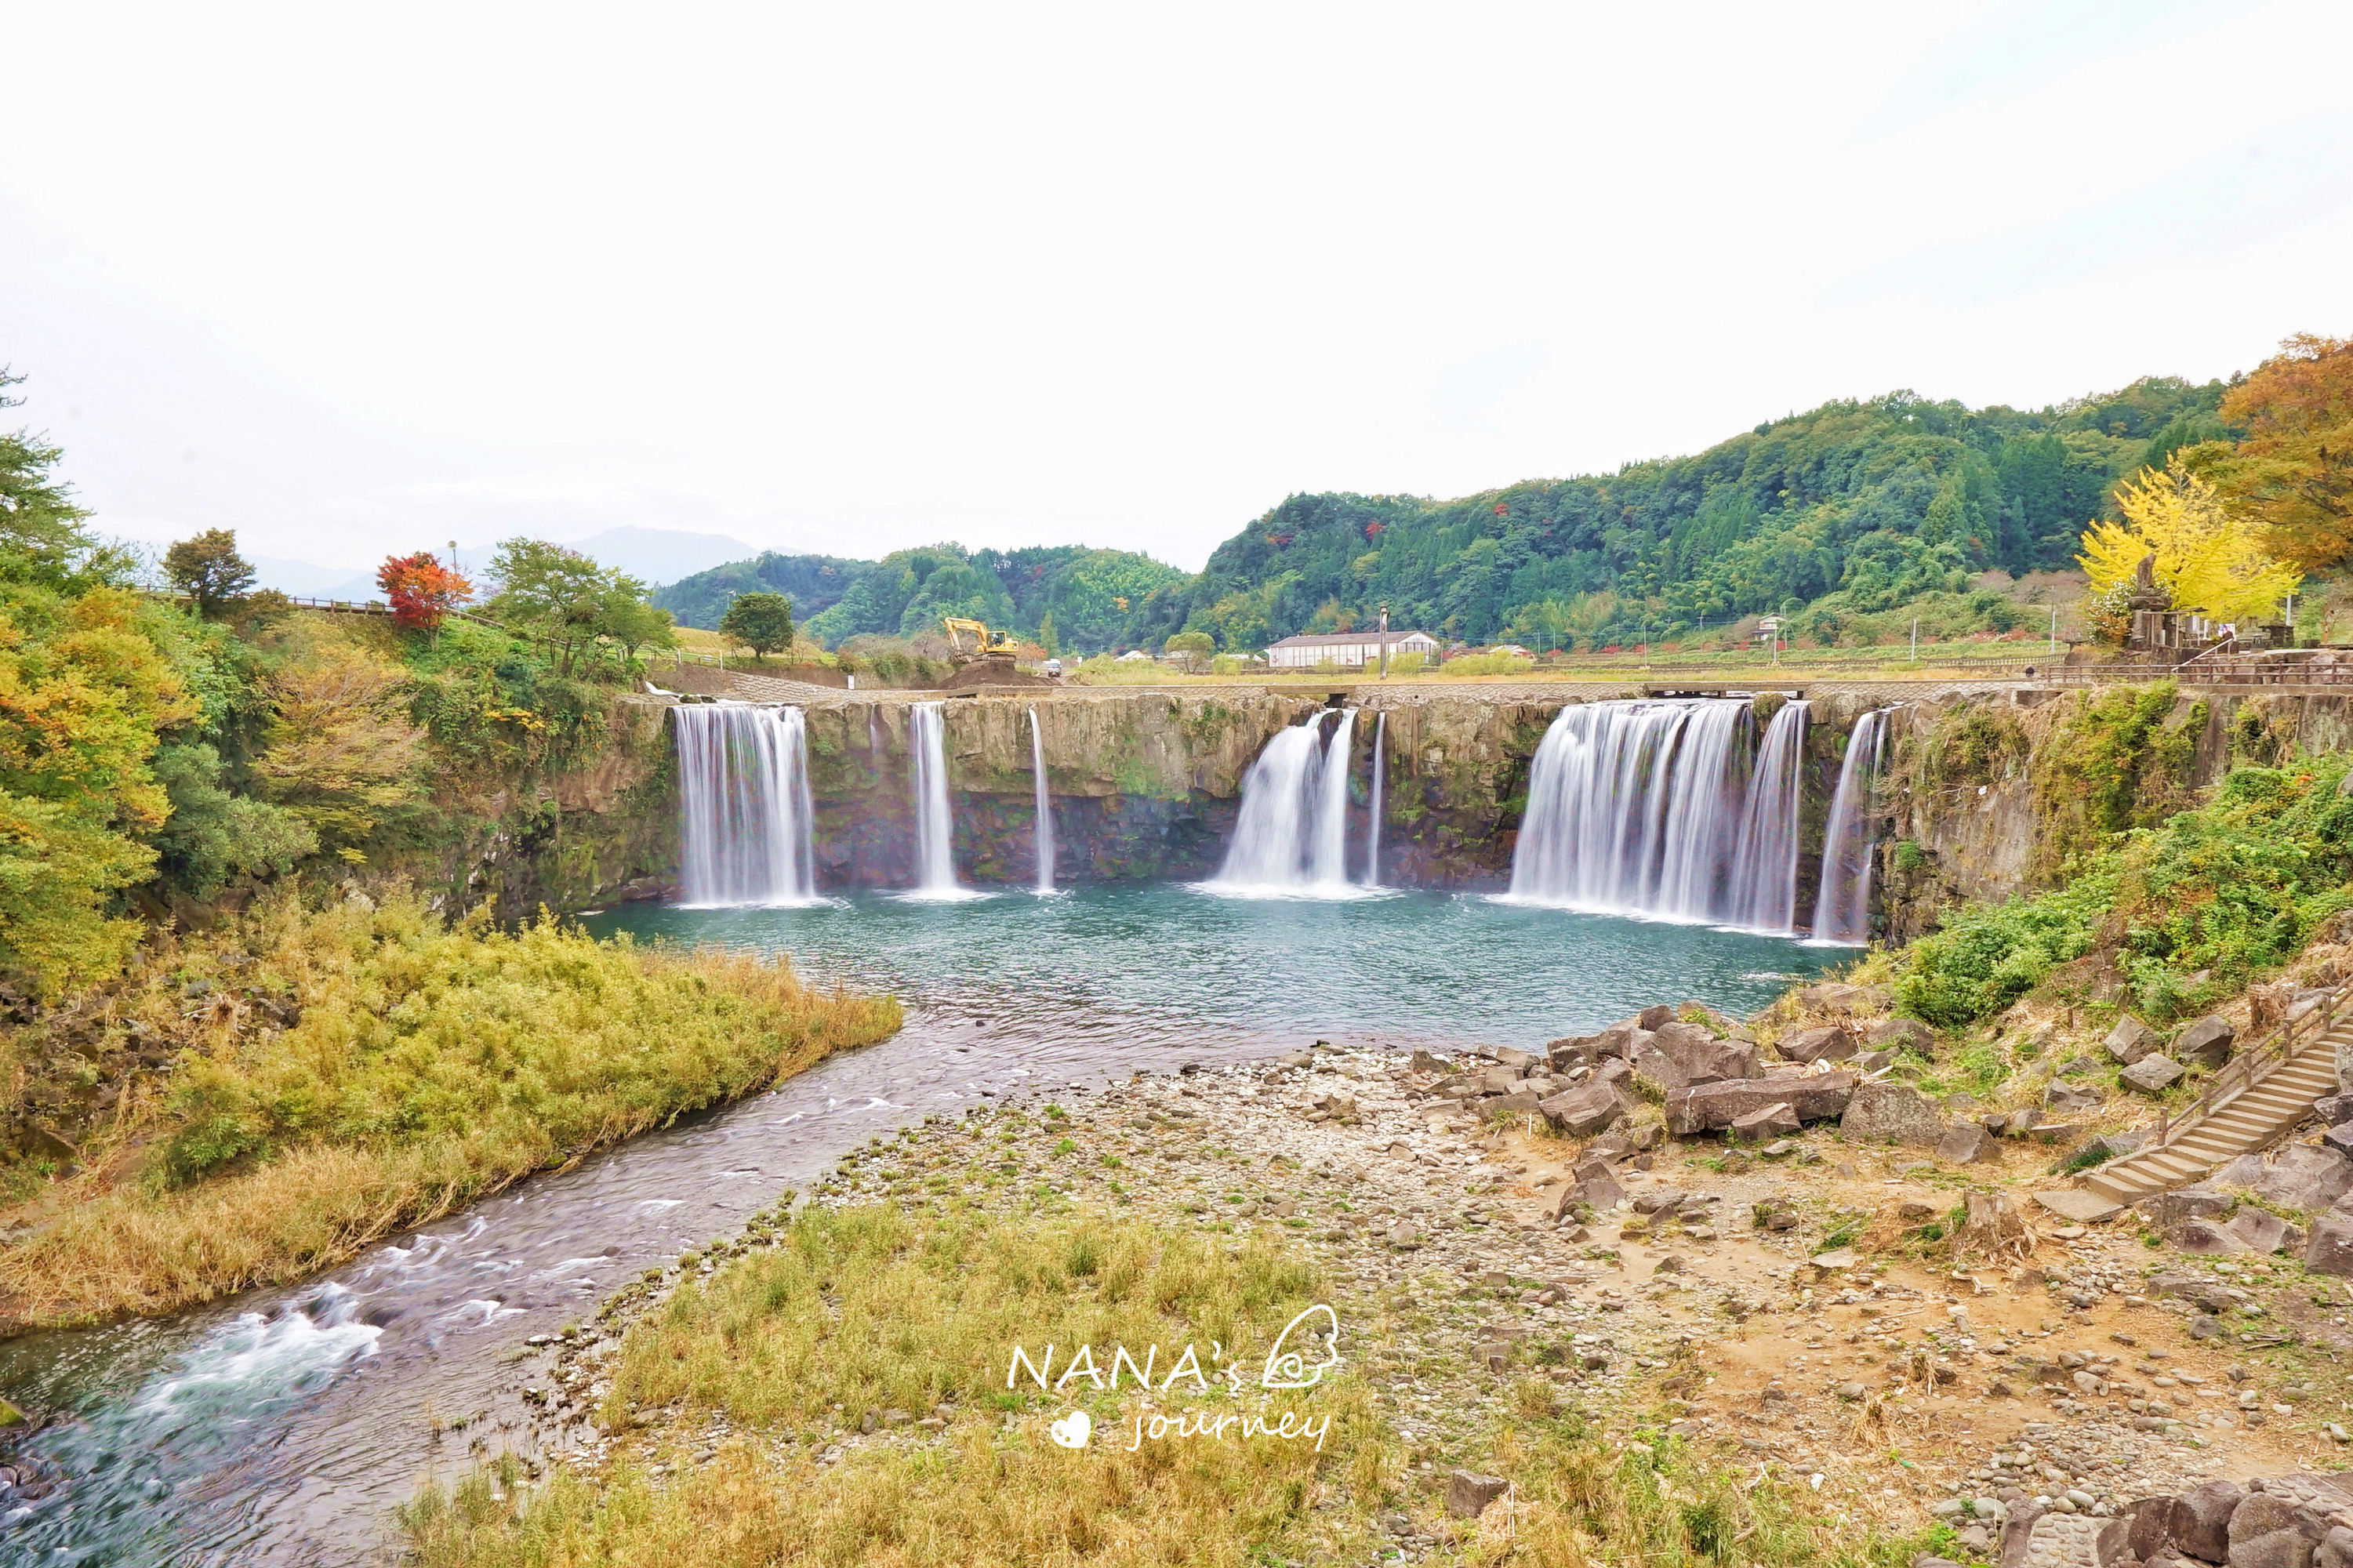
1898 753 2353 1025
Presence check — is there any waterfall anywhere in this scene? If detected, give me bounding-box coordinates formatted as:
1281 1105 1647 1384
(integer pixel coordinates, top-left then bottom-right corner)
1028 705 1056 894
1209 709 1364 895
1507 700 1745 918
1811 707 1894 944
906 701 968 898
1364 711 1386 887
674 703 817 906
1725 700 1808 934
1505 697 1807 931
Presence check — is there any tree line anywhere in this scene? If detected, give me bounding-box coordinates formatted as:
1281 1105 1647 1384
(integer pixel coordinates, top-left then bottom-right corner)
650 341 2349 655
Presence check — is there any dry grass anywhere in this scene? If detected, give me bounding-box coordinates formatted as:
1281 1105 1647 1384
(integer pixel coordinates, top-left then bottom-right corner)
0 894 898 1329
403 1203 1938 1567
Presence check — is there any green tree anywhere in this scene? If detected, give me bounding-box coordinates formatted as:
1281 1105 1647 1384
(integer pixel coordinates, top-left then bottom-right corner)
1036 611 1059 656
1164 630 1214 657
164 529 256 618
717 592 796 660
0 369 101 587
483 538 661 676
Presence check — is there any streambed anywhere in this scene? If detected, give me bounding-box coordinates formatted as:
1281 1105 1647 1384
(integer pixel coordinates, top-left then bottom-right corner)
0 886 1828 1564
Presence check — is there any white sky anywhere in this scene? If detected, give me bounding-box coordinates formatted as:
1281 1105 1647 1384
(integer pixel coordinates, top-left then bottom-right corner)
3 0 2349 574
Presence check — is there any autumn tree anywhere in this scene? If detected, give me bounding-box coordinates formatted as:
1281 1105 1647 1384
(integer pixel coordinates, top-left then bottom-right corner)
717 592 795 660
163 528 256 617
2200 333 2353 569
248 630 425 858
376 552 472 631
2079 457 2301 625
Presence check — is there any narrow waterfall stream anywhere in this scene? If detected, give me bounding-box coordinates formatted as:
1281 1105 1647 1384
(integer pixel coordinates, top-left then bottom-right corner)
1207 710 1368 896
675 704 818 906
1364 711 1386 888
1028 706 1056 895
1724 700 1808 935
906 701 971 899
1811 706 1894 944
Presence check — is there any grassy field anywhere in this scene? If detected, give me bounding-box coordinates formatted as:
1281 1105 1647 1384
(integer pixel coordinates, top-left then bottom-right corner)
0 894 899 1330
404 1200 1927 1568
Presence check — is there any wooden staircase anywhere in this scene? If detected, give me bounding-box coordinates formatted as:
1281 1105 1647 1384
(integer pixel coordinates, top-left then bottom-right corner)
2079 991 2351 1207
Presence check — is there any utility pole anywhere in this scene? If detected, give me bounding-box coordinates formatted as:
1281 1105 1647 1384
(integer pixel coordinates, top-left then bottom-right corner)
1378 603 1391 680
2048 603 2057 655
1910 616 1918 662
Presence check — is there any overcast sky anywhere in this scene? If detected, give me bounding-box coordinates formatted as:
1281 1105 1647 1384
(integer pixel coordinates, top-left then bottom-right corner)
4 1 2349 575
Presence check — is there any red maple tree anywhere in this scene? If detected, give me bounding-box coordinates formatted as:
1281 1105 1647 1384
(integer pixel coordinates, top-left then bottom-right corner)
376 552 473 631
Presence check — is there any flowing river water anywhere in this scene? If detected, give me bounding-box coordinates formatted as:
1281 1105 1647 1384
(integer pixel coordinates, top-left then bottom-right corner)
0 885 1830 1564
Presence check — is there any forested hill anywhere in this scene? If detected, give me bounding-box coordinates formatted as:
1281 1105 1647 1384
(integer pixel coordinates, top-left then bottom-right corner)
655 375 2231 654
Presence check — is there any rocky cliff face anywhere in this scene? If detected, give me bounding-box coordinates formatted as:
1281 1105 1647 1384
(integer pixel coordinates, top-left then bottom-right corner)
387 695 681 917
1878 687 2353 943
793 691 1572 890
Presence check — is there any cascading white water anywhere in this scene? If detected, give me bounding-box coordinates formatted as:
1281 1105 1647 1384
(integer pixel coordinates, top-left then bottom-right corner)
1725 700 1809 934
1209 709 1364 895
1029 705 1056 894
1811 706 1894 944
674 703 817 906
1364 710 1386 887
906 701 968 897
1506 700 1752 919
1309 708 1357 884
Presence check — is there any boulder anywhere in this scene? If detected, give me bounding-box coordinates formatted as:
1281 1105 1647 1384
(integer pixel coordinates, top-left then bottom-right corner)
1445 1468 1510 1519
2226 1207 2304 1254
1545 1035 1600 1069
2169 1219 2255 1256
2254 1145 2353 1212
1484 1091 1544 1120
1538 1082 1625 1137
1494 1046 1541 1073
1666 1073 1857 1135
2178 1014 2237 1069
2126 1497 2185 1564
2316 1095 2353 1127
1777 1024 1858 1065
1629 1044 1691 1096
1589 1024 1655 1061
1937 1123 1998 1163
2081 1128 2148 1163
2046 1083 2102 1112
2231 1494 2327 1568
1650 1022 1760 1083
1728 1102 1800 1144
2122 1054 2186 1095
2306 1207 2353 1277
1576 1167 1625 1211
2177 1481 2247 1565
1482 1065 1527 1094
2326 1123 2353 1161
1839 1081 1949 1146
1863 1016 1937 1054
2107 1015 2162 1065
1635 1004 1676 1030
2140 1185 2232 1229
2149 1271 2237 1313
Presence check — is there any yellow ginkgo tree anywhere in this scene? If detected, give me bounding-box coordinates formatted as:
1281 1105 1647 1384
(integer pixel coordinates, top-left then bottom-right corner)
2079 456 2302 625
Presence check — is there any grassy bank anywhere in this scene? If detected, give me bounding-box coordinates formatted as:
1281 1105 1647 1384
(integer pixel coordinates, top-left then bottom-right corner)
0 894 898 1330
405 1196 1934 1568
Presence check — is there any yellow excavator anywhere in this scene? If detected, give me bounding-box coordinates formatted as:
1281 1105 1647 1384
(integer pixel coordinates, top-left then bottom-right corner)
942 617 1019 660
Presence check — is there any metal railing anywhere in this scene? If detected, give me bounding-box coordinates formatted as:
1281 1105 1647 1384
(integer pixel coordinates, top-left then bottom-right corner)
2142 982 2350 1151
